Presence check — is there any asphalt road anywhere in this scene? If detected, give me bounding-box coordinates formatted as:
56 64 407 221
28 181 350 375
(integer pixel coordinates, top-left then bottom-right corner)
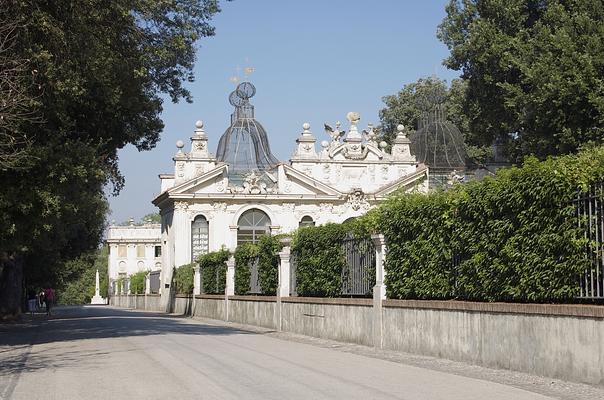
0 306 569 399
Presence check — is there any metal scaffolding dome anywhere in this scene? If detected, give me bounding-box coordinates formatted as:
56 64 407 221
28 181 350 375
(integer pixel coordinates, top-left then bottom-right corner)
411 104 466 170
216 82 279 176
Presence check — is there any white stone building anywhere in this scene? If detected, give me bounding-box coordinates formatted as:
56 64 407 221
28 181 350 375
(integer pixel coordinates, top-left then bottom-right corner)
152 82 428 296
106 220 162 294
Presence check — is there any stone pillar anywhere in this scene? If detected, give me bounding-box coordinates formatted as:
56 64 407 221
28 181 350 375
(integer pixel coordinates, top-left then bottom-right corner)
276 237 292 332
278 238 292 297
145 273 151 295
225 256 235 296
193 266 201 295
225 255 235 322
371 234 387 349
126 278 131 295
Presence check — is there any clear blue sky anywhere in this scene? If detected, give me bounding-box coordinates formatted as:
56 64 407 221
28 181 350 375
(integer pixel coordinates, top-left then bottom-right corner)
107 0 460 223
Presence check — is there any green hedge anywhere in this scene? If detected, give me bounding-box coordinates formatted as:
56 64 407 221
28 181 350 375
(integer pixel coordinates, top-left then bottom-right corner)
379 146 604 302
199 248 229 294
173 263 194 294
234 236 283 295
129 271 146 294
292 223 366 297
234 243 258 295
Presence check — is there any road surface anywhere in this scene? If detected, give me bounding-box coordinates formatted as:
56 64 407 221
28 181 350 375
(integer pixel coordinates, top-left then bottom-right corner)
0 306 591 399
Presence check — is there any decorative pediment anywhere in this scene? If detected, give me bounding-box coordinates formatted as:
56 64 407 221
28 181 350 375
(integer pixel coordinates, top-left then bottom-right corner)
373 165 428 196
282 164 342 196
167 163 228 195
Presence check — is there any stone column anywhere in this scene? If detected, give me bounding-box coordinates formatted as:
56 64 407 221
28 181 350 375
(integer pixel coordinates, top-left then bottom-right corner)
193 266 201 295
371 234 387 349
276 237 292 332
278 238 292 297
225 255 235 322
145 273 151 295
225 256 235 296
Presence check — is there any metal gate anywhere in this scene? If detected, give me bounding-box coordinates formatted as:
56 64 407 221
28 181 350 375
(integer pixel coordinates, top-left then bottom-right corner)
248 257 262 294
340 235 376 296
574 182 604 299
149 271 160 294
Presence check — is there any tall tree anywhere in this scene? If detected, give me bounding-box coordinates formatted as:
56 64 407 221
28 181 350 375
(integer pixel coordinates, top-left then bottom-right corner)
0 0 222 316
438 0 604 161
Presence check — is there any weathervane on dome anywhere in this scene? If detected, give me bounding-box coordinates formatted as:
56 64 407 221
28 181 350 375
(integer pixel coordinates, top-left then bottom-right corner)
229 58 255 85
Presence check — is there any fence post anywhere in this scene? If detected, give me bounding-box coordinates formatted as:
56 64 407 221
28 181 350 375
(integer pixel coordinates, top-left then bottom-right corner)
276 237 292 332
145 273 151 295
371 234 387 349
278 238 292 298
225 255 235 321
193 266 201 295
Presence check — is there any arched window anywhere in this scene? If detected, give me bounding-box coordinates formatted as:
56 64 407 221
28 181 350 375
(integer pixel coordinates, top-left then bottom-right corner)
299 215 315 227
191 215 209 261
237 209 271 244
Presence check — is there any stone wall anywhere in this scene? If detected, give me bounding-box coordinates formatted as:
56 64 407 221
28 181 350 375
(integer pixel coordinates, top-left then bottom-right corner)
109 295 604 386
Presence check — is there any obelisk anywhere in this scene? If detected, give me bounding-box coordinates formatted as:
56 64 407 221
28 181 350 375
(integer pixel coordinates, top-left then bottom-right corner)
91 269 106 304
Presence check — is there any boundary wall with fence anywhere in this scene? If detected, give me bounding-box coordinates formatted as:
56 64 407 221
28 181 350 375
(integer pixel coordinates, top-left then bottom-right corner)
110 235 604 387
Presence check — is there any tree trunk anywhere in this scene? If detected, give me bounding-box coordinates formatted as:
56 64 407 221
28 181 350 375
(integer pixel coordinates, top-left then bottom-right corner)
0 253 23 318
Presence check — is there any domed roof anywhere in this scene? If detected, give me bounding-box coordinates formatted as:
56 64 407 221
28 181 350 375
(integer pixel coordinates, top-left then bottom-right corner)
216 82 279 175
411 105 466 169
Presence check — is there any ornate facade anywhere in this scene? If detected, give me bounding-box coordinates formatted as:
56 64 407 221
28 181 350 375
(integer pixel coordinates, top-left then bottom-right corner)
152 83 428 293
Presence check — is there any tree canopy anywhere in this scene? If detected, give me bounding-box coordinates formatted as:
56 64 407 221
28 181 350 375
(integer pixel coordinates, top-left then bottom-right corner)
0 0 222 315
438 0 604 162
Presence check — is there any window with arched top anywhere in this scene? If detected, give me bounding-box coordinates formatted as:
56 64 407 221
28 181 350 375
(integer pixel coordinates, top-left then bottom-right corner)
237 209 271 244
299 215 315 227
191 215 209 261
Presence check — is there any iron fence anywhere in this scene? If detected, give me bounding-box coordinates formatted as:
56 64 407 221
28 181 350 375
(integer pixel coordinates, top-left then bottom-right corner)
149 271 160 294
288 236 376 297
574 182 604 299
340 235 376 296
248 257 262 295
200 266 225 295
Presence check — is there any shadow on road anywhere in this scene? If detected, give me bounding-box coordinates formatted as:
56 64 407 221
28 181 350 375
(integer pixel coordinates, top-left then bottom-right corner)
0 306 250 375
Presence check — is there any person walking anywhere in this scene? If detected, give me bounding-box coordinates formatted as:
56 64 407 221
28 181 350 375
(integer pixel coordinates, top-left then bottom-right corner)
44 286 55 316
27 288 37 317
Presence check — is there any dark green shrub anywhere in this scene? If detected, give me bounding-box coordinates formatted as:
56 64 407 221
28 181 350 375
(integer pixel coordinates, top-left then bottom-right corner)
292 223 349 297
256 234 283 295
379 191 455 300
379 146 604 302
234 243 258 295
173 263 194 294
129 271 146 294
234 236 283 295
199 248 229 294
